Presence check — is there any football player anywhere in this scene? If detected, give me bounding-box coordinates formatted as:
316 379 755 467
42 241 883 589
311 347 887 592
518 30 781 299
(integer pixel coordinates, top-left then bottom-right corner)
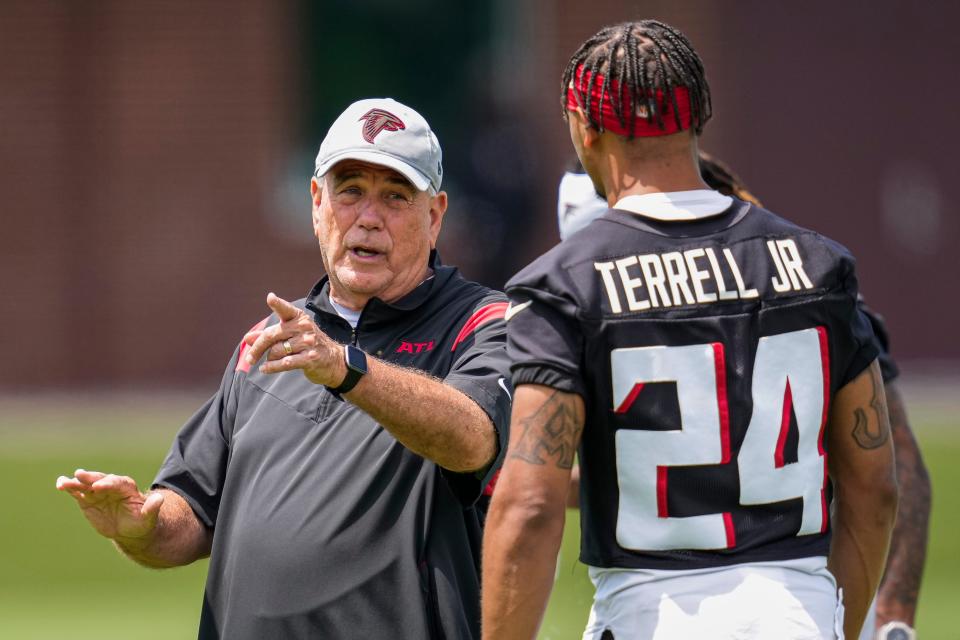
483 20 898 639
558 153 929 640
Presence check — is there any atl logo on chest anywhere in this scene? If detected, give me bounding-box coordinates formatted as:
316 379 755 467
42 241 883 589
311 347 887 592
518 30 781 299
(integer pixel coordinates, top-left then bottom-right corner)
396 340 434 354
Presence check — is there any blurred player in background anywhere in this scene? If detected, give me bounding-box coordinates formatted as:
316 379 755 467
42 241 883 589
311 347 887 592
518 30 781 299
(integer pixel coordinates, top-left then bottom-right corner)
483 19 898 639
557 152 930 640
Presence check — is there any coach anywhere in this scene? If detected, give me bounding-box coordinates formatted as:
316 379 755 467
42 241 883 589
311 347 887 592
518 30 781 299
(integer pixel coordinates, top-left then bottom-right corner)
57 98 511 639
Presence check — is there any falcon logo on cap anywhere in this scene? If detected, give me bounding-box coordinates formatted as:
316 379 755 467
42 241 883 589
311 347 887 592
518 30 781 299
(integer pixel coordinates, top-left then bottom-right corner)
359 108 405 143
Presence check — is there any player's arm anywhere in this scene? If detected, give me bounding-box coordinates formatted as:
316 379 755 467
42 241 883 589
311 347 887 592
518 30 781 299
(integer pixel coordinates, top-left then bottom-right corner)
826 360 899 638
482 384 584 640
875 380 931 629
246 293 498 473
56 470 211 568
567 462 581 509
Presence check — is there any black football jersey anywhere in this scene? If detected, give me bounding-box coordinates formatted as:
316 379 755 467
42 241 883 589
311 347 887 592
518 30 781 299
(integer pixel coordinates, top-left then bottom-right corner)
505 199 879 570
858 297 899 383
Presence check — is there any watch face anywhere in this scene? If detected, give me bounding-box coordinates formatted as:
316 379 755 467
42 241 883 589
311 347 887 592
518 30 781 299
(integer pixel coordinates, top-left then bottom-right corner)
345 345 368 374
880 624 915 640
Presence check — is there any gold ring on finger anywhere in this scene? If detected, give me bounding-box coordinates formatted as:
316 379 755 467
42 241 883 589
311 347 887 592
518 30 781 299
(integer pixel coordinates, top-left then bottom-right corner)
282 340 293 355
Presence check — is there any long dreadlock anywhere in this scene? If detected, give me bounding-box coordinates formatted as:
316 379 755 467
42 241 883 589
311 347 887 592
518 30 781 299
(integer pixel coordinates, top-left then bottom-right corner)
698 151 763 206
562 20 712 137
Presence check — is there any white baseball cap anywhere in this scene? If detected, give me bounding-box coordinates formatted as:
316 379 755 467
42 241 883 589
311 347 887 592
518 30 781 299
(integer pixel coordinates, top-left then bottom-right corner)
314 98 443 192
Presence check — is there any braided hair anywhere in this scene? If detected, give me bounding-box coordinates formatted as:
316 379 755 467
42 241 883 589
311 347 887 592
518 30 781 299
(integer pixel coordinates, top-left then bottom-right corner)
562 20 711 137
698 151 763 206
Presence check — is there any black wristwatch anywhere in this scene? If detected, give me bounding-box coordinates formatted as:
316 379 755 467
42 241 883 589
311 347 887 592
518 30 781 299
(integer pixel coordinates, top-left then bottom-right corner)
326 344 368 399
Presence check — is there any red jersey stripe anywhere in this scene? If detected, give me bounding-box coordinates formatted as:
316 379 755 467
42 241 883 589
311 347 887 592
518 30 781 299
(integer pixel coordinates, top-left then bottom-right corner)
816 326 831 532
236 317 270 373
774 379 794 469
723 512 737 548
483 469 501 497
816 326 831 456
614 383 644 414
713 342 731 464
450 302 508 351
656 466 669 518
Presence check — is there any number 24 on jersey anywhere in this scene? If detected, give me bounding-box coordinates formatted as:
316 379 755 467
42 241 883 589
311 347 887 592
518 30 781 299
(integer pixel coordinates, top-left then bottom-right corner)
612 327 830 551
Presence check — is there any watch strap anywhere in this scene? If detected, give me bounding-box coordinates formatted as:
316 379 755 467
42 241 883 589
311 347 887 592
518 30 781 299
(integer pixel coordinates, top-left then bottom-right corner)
326 345 366 399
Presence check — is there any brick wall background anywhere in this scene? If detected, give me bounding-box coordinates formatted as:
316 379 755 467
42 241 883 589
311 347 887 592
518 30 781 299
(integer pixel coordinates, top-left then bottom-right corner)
2 0 956 390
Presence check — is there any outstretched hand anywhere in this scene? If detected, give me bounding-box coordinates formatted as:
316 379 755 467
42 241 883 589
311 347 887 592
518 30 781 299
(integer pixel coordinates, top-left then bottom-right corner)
242 292 347 387
56 469 163 549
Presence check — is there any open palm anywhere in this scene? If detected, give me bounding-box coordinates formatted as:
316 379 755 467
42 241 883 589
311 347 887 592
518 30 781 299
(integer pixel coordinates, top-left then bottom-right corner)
56 469 162 546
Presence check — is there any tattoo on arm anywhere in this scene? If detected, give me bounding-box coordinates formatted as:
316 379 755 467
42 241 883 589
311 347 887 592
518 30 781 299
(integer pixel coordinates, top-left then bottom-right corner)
851 367 890 450
510 391 583 469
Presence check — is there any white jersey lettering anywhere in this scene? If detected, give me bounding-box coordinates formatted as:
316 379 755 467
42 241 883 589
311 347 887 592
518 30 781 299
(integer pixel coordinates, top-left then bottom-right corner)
592 239 822 314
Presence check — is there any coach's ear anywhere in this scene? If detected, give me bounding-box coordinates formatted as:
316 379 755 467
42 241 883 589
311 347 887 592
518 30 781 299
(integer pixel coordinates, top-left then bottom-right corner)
310 177 324 231
428 190 448 249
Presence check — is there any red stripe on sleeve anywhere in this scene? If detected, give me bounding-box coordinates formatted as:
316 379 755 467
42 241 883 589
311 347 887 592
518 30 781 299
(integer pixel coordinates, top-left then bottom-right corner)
450 302 508 352
235 317 270 373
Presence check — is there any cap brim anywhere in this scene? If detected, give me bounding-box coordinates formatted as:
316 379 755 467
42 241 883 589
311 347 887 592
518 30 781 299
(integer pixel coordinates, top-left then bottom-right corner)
315 150 432 192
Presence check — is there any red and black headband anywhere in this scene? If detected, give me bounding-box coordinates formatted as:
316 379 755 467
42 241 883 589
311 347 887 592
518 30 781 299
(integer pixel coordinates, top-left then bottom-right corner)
565 63 693 137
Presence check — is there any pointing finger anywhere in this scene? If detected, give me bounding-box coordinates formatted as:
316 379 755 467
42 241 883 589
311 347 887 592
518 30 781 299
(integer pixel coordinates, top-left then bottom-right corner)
267 292 301 322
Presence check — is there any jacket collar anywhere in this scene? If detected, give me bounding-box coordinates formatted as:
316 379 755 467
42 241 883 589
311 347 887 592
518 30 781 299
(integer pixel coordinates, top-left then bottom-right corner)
305 250 457 329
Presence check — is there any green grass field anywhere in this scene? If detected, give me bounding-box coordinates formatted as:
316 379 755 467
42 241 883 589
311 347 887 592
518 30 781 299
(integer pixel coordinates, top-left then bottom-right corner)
1 396 956 639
